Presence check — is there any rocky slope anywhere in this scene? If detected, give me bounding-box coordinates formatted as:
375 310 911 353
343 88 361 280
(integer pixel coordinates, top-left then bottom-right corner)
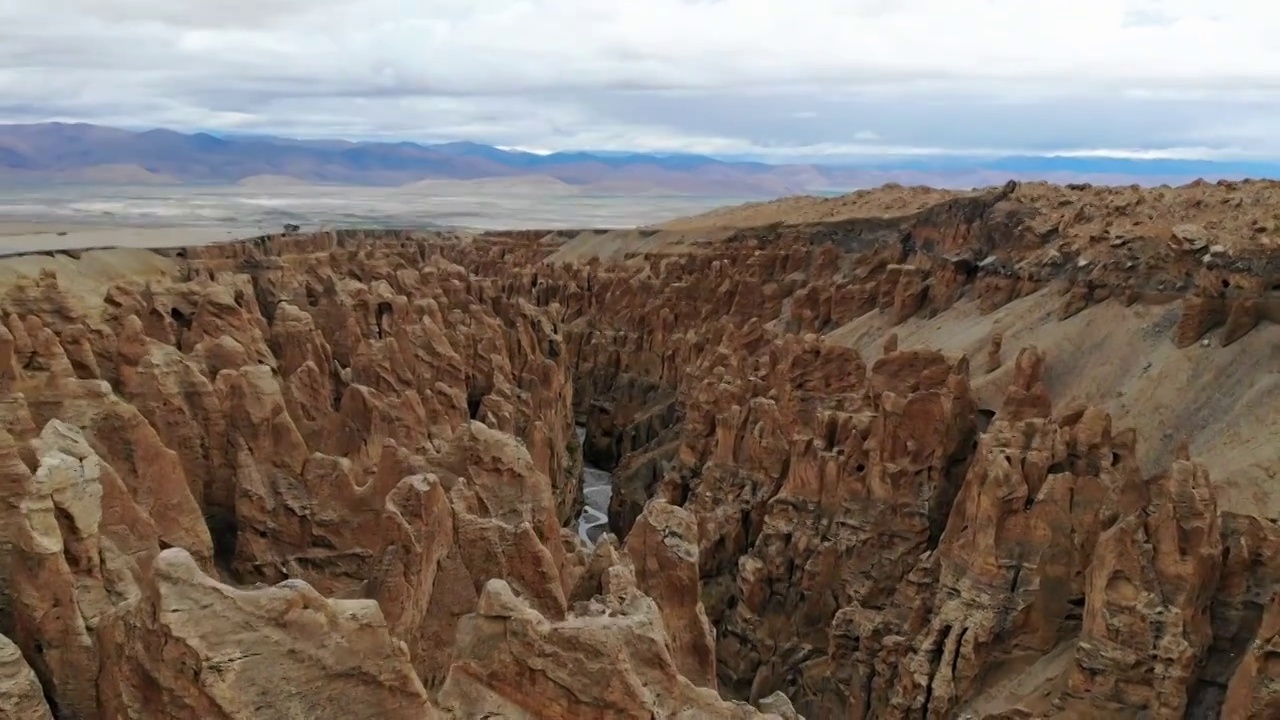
1 178 1279 718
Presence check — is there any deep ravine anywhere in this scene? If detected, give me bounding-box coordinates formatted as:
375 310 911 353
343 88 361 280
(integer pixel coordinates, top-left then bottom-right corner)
575 425 613 544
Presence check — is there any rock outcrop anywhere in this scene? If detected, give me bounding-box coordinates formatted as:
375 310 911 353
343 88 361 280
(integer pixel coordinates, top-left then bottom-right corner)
438 574 783 720
0 633 54 720
1222 590 1280 718
98 547 441 720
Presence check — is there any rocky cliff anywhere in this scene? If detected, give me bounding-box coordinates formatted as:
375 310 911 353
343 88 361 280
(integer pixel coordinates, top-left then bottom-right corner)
1 179 1280 718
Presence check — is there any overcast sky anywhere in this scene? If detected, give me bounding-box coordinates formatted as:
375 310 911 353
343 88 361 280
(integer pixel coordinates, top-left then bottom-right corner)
1 0 1278 161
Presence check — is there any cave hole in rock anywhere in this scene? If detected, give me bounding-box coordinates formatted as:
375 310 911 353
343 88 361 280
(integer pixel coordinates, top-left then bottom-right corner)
1186 681 1228 719
976 408 997 434
1064 596 1086 623
919 625 951 715
42 688 62 718
206 511 239 569
466 387 485 421
1106 572 1141 605
169 306 192 331
824 416 840 449
68 355 97 381
375 301 393 339
330 371 347 411
53 505 85 572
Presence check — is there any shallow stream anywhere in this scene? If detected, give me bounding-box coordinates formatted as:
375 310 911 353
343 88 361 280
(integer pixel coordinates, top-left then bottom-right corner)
574 426 613 544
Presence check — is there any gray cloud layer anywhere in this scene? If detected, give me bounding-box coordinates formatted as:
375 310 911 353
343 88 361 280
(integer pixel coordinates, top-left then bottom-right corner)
2 0 1279 159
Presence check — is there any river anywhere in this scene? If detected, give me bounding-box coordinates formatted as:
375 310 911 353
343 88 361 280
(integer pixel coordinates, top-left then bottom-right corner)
575 426 613 545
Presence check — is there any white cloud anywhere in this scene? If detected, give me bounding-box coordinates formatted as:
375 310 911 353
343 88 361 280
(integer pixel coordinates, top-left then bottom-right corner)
1 0 1280 160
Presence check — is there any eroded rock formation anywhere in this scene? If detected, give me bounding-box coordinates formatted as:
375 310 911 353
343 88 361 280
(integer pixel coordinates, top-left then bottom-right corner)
3 179 1280 719
0 231 787 719
0 633 54 720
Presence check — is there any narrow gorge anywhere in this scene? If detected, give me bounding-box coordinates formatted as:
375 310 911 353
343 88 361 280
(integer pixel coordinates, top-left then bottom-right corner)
3 180 1280 718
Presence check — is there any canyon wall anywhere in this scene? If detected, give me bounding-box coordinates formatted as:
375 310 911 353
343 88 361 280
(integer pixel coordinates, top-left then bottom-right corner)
0 231 791 719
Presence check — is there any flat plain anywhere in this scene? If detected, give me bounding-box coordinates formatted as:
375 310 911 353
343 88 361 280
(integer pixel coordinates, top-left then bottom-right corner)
0 183 749 251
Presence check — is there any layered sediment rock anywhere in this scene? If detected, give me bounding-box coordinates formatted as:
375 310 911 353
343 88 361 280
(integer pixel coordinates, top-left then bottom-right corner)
438 574 785 720
97 547 440 720
0 633 54 720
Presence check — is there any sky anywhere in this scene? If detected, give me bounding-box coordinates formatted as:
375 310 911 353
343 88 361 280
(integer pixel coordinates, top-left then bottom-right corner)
1 0 1279 162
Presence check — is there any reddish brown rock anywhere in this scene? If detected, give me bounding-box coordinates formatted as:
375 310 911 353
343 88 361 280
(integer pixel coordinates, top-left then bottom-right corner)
1222 296 1260 346
1222 590 1280 718
1000 346 1053 422
883 332 899 354
985 332 1003 373
623 500 718 689
3 212 1280 720
1058 282 1091 320
437 577 786 720
1 420 156 720
1062 457 1223 717
1173 295 1226 348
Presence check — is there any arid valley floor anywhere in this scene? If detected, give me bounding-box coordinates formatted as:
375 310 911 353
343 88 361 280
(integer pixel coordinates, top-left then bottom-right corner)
1 179 1280 719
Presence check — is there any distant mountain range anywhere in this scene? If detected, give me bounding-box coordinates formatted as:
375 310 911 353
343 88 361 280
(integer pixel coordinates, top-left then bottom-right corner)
0 122 1277 196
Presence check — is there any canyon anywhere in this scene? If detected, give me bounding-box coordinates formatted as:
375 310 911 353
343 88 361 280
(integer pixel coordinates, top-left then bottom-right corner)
1 178 1279 718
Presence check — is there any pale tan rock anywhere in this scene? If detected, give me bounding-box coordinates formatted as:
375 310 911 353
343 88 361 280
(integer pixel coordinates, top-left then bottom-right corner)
182 284 274 366
1000 346 1052 422
25 378 213 568
438 578 785 720
2 420 147 720
98 547 441 720
114 314 226 518
366 473 456 686
0 633 54 720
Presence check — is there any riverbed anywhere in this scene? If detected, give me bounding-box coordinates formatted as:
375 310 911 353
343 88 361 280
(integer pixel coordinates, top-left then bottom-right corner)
575 426 613 544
